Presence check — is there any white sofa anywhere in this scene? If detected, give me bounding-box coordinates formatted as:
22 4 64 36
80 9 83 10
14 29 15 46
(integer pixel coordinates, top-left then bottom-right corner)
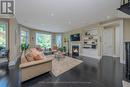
20 58 53 82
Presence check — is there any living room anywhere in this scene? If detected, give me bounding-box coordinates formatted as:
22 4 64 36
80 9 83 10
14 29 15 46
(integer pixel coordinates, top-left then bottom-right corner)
0 0 130 87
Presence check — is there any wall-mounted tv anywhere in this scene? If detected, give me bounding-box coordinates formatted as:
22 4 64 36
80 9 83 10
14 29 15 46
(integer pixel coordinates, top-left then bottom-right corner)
70 33 80 41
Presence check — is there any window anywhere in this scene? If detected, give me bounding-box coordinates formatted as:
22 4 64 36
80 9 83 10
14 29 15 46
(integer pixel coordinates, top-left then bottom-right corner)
56 34 62 47
36 33 51 49
20 30 29 45
0 22 8 48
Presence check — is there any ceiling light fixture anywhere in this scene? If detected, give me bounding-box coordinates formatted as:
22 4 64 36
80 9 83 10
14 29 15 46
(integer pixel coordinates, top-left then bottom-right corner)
50 13 54 17
107 16 110 19
68 21 71 24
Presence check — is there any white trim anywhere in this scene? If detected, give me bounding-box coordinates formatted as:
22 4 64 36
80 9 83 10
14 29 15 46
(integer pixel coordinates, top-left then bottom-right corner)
102 27 115 57
80 55 101 60
100 20 124 63
71 44 81 54
113 55 120 58
20 28 30 45
9 61 16 67
101 55 119 58
20 26 30 32
119 20 124 64
20 26 30 45
8 57 18 67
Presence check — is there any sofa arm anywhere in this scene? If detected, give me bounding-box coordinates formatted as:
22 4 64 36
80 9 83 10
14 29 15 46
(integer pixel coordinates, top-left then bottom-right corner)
20 58 53 69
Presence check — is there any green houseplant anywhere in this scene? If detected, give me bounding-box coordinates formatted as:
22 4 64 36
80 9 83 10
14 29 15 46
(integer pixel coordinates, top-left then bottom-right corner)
58 46 66 52
21 43 29 52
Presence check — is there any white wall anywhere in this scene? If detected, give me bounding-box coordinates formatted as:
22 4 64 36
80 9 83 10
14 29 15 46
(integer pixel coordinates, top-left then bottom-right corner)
81 28 100 59
63 20 124 62
100 19 124 63
81 49 99 59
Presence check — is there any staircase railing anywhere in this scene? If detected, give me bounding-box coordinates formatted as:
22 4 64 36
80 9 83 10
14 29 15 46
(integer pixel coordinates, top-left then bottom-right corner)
118 0 130 15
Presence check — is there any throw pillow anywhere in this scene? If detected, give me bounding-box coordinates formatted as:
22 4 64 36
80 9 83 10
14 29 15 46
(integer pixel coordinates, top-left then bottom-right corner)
29 48 45 61
25 52 34 62
33 54 44 60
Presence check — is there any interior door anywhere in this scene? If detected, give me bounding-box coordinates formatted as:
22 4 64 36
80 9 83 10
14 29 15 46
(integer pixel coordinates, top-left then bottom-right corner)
103 28 114 57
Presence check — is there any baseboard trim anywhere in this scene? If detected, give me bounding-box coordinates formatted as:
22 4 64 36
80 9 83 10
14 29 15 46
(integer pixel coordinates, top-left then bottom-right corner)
9 56 20 67
9 61 16 67
80 55 102 60
102 55 120 58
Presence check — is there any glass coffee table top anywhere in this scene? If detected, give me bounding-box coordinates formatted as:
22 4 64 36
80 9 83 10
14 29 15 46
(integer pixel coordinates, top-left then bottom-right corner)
54 52 65 61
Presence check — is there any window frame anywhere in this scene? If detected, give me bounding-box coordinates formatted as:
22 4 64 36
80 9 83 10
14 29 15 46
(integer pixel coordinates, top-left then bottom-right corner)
35 32 52 49
20 27 30 45
55 34 62 47
0 21 8 48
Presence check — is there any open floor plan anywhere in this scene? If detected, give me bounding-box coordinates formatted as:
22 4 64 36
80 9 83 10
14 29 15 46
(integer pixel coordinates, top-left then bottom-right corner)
0 0 130 87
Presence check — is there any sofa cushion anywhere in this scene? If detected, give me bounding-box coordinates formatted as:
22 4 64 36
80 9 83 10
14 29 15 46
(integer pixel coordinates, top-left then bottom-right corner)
30 48 45 61
31 48 39 56
33 54 44 60
20 58 53 68
21 48 46 64
25 52 34 62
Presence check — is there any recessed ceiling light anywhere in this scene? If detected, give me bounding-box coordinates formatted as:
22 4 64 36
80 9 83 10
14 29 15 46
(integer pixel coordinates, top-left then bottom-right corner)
50 13 54 17
81 21 86 24
107 16 110 19
68 21 71 24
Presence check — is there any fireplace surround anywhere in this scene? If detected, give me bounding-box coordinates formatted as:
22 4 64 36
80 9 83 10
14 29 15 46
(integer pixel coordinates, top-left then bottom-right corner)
72 45 79 57
125 42 130 81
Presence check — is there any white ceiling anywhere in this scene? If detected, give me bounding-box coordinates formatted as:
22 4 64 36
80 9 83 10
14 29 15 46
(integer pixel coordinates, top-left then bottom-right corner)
15 0 120 32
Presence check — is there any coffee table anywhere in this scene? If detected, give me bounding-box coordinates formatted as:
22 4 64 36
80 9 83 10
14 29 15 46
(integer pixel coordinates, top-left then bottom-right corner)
54 52 65 61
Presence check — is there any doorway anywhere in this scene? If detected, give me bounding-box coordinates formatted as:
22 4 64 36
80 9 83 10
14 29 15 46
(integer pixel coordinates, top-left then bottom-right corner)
102 27 115 57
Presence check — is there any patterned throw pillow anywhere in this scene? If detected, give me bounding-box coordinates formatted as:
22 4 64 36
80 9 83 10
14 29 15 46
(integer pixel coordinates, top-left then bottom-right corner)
33 54 44 60
30 48 44 61
25 52 34 62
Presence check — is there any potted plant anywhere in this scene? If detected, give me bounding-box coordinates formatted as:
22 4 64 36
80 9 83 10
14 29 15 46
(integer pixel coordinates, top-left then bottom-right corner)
21 43 29 52
20 43 30 59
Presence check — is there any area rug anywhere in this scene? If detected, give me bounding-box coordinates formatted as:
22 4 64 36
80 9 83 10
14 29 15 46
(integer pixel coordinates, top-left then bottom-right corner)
47 55 83 77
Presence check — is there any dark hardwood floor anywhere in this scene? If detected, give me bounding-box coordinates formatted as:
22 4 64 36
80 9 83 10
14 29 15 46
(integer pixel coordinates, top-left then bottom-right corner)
0 60 20 87
0 56 124 87
22 56 123 87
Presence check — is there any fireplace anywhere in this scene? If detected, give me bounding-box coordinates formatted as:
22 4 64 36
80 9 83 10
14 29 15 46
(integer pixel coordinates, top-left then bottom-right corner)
72 45 79 57
125 42 130 81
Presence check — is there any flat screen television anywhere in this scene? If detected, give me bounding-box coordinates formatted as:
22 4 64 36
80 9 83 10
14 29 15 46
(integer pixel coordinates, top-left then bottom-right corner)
70 33 80 41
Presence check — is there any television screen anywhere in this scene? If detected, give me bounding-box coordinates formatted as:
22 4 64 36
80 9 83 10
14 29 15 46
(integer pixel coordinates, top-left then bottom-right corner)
70 33 80 41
